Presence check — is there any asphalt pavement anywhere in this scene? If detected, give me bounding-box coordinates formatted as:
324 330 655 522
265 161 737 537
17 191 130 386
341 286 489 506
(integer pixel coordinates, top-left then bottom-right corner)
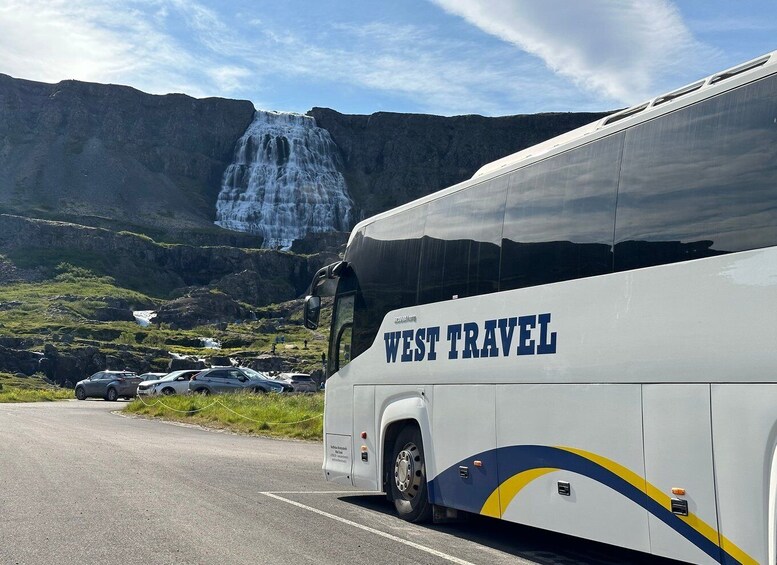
0 400 682 565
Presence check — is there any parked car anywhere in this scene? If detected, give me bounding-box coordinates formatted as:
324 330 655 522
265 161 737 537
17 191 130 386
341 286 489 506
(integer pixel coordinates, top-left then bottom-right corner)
278 372 318 393
137 370 201 397
188 367 292 395
74 371 142 401
137 372 166 384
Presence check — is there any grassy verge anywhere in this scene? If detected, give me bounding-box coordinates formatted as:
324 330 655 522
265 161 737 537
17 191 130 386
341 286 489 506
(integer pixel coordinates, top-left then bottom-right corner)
126 392 324 440
0 388 73 402
0 372 72 403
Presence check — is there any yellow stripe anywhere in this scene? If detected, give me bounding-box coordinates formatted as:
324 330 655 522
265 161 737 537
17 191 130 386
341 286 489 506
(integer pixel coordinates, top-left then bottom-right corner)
480 467 555 518
477 446 757 564
720 536 759 565
560 447 728 552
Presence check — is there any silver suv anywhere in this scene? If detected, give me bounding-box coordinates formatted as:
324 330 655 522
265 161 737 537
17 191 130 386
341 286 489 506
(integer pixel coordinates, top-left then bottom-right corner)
188 367 292 395
74 371 142 401
279 373 318 393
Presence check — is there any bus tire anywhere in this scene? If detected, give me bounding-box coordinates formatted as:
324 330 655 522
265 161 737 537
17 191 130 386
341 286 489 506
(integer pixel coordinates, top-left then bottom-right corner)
390 425 432 523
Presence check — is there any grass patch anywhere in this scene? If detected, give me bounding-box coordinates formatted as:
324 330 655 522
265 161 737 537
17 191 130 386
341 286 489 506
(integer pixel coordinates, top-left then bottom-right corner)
0 388 73 402
126 392 324 440
0 372 72 403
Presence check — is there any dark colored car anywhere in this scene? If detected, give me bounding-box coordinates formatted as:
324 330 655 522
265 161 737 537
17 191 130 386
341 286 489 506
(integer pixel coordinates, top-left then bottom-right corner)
188 367 292 395
74 371 142 401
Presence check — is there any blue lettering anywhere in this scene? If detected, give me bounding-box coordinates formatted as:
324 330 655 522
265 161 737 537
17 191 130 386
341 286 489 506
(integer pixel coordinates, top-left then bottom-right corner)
414 328 426 361
517 315 536 356
426 326 440 361
447 324 462 359
537 313 557 354
401 330 414 362
462 322 480 359
384 331 401 363
480 319 499 357
498 317 517 357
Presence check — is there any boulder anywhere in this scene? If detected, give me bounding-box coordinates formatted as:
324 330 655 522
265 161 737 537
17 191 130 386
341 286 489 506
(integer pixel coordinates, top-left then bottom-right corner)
167 356 207 371
91 307 135 322
154 289 253 329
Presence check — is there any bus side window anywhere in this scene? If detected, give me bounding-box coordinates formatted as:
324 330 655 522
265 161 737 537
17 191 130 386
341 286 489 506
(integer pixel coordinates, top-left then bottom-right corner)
336 323 353 371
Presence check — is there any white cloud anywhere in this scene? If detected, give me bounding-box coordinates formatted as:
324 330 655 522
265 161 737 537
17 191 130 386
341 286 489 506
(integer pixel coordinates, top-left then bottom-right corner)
207 65 253 94
0 0 241 99
430 0 715 105
245 20 590 115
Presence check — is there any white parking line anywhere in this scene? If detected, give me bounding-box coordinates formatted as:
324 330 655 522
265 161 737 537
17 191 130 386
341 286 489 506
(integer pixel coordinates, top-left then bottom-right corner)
259 490 377 495
260 492 477 565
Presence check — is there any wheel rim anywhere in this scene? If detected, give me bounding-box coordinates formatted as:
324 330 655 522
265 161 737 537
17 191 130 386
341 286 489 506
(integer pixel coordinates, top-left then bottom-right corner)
394 442 422 500
76 388 85 400
162 388 173 396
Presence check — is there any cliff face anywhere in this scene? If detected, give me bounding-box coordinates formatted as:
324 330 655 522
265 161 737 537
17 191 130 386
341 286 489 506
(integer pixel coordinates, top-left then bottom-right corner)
0 74 255 234
308 107 611 221
0 214 320 305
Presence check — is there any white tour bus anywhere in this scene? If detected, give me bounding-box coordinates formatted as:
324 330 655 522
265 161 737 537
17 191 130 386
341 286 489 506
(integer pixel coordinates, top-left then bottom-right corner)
304 52 777 565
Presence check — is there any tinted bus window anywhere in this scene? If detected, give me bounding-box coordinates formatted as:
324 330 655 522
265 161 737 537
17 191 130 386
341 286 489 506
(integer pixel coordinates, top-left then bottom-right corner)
500 134 622 291
615 74 777 270
346 205 427 357
418 177 508 304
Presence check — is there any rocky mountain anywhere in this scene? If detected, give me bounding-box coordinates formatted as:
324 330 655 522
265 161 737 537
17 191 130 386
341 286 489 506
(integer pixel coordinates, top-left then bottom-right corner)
0 74 611 244
0 73 255 239
308 107 611 221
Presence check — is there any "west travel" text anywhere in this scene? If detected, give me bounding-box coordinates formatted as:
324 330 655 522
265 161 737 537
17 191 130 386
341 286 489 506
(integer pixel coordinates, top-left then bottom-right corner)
383 314 557 363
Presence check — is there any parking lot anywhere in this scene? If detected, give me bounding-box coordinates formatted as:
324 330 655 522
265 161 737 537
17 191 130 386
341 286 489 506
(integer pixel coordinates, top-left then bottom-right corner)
0 401 680 565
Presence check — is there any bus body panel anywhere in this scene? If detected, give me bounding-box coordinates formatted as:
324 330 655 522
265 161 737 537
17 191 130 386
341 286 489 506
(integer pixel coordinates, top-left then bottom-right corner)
323 366 356 486
643 384 720 565
429 385 498 514
492 384 650 554
361 247 777 387
712 384 777 565
352 385 377 490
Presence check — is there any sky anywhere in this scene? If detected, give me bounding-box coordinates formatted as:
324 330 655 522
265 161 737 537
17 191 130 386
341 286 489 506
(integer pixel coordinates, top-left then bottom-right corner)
0 0 775 117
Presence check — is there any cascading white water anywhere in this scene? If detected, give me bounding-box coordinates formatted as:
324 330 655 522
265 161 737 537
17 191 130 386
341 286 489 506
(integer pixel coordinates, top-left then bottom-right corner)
215 110 353 249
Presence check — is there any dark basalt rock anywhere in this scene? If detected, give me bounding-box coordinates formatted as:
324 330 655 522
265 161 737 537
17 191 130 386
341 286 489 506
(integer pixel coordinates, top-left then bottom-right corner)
0 73 255 234
0 214 322 304
91 307 135 322
154 288 253 329
167 357 207 371
308 107 612 222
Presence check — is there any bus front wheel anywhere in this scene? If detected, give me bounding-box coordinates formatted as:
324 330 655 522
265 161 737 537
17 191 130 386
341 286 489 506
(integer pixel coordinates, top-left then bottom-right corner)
390 425 432 522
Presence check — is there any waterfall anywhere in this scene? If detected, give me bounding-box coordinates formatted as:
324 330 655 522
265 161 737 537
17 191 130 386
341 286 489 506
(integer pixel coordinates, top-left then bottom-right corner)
215 110 354 250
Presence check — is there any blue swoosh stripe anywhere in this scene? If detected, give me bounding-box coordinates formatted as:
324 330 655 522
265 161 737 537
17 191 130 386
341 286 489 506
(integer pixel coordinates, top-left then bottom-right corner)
429 445 742 564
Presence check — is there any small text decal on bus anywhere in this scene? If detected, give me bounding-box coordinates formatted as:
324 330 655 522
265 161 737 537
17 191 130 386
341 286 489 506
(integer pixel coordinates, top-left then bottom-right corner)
383 314 557 363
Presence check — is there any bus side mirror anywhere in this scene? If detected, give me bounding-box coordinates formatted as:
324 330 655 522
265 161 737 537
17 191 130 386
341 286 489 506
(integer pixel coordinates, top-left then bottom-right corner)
304 296 321 330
